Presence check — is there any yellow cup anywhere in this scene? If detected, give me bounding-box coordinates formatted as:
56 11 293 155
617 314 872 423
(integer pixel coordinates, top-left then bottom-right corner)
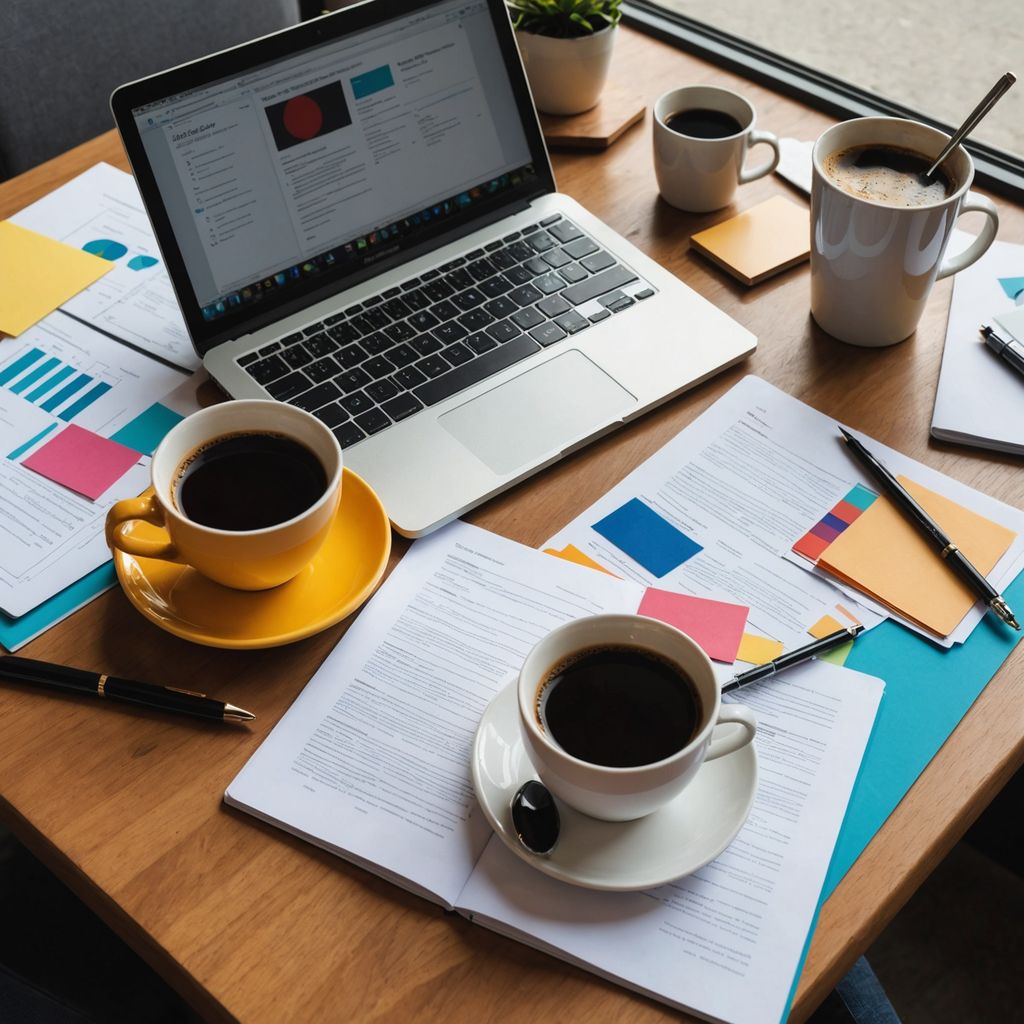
105 400 343 590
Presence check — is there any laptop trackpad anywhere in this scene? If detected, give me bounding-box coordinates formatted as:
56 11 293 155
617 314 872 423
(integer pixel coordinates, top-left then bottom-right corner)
439 350 636 475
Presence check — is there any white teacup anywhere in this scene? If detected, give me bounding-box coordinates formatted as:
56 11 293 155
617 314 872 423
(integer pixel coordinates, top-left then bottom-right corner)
653 85 781 213
517 614 757 822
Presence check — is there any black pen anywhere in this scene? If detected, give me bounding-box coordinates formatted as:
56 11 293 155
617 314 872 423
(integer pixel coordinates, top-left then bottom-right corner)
980 324 1024 381
722 625 864 693
0 656 256 723
838 426 1020 630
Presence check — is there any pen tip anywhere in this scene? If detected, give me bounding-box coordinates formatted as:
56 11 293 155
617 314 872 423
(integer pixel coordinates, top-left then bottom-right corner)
224 703 256 722
837 426 853 441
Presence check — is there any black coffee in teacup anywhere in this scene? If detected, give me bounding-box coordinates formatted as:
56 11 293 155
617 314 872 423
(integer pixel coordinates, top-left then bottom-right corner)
173 431 327 530
824 144 956 207
535 644 703 768
664 108 744 140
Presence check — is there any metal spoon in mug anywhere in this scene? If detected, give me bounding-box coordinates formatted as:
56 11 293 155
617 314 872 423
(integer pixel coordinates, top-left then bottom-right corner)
922 71 1016 182
510 780 560 856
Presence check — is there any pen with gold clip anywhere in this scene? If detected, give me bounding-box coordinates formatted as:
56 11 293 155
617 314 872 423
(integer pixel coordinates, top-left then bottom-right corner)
838 426 1020 630
0 655 255 723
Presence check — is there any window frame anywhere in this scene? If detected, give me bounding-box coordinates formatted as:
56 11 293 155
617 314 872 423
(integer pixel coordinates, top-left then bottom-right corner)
624 1 1024 203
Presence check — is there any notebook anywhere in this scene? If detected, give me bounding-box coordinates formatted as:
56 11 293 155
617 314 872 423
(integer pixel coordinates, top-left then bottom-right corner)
111 0 755 537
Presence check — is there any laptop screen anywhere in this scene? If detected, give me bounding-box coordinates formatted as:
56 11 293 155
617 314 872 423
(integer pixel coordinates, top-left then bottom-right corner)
116 0 549 353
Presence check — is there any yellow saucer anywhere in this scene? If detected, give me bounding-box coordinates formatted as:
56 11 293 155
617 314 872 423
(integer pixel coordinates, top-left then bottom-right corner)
113 469 391 649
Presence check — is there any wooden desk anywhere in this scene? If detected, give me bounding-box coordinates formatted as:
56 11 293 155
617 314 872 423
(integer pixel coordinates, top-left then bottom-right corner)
1 26 1021 1024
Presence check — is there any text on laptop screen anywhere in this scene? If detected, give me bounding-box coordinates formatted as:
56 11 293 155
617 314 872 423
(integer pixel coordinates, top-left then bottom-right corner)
131 0 534 323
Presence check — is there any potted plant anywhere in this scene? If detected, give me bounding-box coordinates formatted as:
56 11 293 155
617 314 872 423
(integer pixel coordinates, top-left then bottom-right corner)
508 0 622 116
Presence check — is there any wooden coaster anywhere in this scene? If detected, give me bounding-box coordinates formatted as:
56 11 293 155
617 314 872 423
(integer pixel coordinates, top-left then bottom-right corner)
539 90 645 150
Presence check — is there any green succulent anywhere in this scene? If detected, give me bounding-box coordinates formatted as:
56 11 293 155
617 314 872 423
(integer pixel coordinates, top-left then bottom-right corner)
507 0 622 39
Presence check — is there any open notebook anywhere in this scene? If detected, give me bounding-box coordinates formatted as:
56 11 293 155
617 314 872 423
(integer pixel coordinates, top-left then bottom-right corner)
226 522 883 1024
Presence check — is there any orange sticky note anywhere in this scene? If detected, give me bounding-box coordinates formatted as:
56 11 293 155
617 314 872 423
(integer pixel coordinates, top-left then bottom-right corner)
689 195 810 286
735 633 784 665
0 222 110 336
808 614 843 639
542 544 618 576
817 476 1016 637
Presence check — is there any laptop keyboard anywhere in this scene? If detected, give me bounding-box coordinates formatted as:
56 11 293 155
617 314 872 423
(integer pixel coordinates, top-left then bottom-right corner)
237 214 655 449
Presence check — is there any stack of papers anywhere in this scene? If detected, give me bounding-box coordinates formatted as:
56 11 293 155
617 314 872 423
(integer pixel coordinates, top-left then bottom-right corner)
0 164 203 650
932 233 1024 454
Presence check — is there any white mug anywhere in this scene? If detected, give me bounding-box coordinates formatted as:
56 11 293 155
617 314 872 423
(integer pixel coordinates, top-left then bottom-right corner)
517 614 757 822
811 116 999 347
106 400 343 590
653 86 781 213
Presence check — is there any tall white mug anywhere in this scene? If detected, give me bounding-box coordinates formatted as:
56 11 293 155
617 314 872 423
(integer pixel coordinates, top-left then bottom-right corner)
810 117 999 347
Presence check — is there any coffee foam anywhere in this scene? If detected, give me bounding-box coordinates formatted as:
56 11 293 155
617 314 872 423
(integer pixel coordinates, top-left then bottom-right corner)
824 144 955 208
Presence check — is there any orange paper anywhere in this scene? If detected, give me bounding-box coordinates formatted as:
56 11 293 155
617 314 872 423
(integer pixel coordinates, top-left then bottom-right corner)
542 544 618 576
808 614 844 639
817 476 1016 638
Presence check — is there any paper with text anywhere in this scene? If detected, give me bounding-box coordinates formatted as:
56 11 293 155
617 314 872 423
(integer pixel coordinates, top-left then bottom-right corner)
458 659 884 1024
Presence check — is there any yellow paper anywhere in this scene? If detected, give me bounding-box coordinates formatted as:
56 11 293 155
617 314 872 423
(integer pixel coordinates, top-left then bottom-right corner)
735 633 784 665
542 544 618 576
808 614 843 639
817 476 1016 638
0 221 110 336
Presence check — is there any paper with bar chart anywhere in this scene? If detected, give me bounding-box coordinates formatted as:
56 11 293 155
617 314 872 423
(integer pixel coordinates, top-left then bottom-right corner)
8 163 199 371
0 314 190 617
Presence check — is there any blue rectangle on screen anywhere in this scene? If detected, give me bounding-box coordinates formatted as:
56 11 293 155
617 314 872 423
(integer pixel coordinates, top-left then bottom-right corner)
58 381 111 421
592 498 702 577
351 65 394 99
41 373 91 412
0 348 44 386
109 402 183 455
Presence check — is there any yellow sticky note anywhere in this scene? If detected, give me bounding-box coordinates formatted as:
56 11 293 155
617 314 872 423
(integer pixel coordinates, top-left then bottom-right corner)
735 633 784 665
808 614 843 639
689 195 810 286
0 221 110 336
818 476 1016 638
542 544 618 577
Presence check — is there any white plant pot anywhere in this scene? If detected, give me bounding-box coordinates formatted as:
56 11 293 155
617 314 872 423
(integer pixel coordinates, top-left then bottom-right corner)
515 25 616 116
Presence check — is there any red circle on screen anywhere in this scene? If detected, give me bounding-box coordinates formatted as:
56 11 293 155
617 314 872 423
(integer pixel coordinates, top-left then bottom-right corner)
283 96 323 141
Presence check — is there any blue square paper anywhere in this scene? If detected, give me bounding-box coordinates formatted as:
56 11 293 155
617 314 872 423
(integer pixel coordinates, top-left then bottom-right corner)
592 498 702 577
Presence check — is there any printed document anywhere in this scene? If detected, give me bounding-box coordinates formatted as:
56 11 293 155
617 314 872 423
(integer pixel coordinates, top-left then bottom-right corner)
226 521 884 1024
545 375 1024 647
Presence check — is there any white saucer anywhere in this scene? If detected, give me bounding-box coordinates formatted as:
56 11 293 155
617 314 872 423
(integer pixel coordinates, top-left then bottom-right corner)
471 681 758 892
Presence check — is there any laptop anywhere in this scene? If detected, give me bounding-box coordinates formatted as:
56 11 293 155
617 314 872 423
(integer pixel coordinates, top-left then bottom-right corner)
111 0 755 536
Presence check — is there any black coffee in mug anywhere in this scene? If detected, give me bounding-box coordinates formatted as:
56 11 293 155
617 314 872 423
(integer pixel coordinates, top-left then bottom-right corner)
824 144 955 207
173 431 327 531
664 108 743 139
536 644 703 768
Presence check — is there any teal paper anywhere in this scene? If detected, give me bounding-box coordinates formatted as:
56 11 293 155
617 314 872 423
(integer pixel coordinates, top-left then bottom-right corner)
780 568 1024 1021
0 562 116 651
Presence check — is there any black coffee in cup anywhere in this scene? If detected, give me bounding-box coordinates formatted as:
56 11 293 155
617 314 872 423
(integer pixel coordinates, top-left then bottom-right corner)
664 108 744 139
824 144 955 207
173 431 327 530
535 644 703 768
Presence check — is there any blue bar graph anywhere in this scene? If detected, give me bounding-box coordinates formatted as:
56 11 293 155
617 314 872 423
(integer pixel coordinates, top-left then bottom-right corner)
41 374 91 412
58 381 111 421
7 423 58 461
0 348 44 386
10 357 60 394
25 365 75 403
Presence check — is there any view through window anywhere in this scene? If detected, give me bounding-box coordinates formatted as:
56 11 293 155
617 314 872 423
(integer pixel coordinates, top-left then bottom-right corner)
651 0 1023 161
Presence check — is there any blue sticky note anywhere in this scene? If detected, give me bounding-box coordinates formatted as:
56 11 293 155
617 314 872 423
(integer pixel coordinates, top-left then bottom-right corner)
109 402 183 456
0 562 117 651
592 498 702 577
998 276 1024 301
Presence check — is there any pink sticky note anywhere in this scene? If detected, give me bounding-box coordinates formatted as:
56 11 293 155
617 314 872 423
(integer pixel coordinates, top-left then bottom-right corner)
637 588 749 663
22 424 142 500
